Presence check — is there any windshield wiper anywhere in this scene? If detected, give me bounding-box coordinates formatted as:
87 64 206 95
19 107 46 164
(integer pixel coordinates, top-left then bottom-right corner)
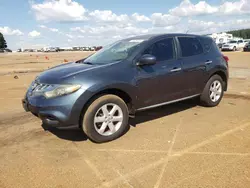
76 60 93 65
83 62 93 65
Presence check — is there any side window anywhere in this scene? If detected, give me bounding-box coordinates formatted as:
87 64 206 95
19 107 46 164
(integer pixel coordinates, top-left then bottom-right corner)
200 37 213 53
143 38 174 62
178 37 203 57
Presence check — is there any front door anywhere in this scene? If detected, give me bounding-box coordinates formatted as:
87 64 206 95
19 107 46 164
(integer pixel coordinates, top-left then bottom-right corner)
135 37 186 109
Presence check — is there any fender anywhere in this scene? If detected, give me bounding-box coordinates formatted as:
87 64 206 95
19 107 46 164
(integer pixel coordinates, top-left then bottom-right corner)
69 81 138 124
87 82 137 103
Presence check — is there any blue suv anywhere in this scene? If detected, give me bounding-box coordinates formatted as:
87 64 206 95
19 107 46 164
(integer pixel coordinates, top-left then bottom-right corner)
22 34 229 143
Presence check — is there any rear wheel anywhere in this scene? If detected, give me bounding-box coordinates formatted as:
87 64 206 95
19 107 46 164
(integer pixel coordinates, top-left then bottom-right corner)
82 95 129 143
200 75 224 107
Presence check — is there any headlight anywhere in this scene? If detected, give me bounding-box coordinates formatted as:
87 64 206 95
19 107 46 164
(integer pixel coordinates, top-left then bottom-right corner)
44 85 81 99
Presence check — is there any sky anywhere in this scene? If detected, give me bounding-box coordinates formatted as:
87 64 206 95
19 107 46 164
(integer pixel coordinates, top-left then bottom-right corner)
0 0 250 50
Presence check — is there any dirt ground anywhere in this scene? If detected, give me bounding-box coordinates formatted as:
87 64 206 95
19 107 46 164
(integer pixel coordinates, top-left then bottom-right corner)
0 51 250 188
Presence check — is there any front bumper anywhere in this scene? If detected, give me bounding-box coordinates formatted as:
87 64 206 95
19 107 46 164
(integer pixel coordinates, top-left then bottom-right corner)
22 88 91 127
22 97 74 127
22 99 63 126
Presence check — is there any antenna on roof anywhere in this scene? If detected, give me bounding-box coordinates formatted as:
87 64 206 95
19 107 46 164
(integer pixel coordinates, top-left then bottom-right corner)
186 30 189 34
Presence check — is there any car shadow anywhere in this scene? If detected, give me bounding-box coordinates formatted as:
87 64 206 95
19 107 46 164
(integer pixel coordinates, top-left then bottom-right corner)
43 98 198 142
130 98 198 127
42 124 88 142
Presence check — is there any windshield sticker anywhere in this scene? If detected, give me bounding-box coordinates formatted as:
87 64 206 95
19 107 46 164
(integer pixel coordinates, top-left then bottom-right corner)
129 39 144 43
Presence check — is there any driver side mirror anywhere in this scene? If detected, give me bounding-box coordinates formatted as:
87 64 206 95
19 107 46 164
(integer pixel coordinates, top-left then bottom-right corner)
136 54 156 66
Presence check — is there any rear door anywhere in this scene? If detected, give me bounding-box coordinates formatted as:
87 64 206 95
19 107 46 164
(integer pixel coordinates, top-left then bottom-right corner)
176 36 207 95
135 37 186 108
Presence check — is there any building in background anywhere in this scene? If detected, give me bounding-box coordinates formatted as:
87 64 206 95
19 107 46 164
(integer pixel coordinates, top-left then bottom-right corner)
206 33 233 44
206 32 243 44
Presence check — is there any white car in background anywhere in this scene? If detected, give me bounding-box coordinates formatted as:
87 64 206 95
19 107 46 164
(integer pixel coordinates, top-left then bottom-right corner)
222 40 242 51
237 40 247 48
44 47 60 52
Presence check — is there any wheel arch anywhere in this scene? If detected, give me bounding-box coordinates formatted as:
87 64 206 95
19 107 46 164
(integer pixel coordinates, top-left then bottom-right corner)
78 88 134 127
209 70 228 91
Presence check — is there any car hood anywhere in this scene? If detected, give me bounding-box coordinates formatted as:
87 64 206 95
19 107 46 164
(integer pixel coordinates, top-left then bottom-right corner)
37 61 117 84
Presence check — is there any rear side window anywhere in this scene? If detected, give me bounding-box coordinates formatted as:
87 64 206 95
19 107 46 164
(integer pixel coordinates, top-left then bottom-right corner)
143 38 174 61
200 37 213 52
211 41 221 54
178 37 203 57
203 38 221 55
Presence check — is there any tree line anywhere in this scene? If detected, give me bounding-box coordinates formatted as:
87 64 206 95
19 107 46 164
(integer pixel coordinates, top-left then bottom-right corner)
0 32 7 49
227 29 250 39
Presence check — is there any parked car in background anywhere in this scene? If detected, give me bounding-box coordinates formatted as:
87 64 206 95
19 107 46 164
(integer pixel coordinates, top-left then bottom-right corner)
24 49 35 52
244 40 249 44
243 42 250 52
222 40 240 51
95 46 103 51
217 43 225 50
45 47 60 52
4 49 12 53
237 40 246 48
22 34 229 143
0 48 12 53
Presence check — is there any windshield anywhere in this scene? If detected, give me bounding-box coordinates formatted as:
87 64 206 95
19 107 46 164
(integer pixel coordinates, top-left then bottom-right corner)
229 41 237 44
83 39 145 64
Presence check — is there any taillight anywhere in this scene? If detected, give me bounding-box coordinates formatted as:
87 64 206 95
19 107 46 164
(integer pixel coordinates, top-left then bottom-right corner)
223 55 229 62
223 55 229 66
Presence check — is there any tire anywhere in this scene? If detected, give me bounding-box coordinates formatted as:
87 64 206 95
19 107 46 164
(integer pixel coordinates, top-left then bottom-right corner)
200 75 224 107
82 95 129 143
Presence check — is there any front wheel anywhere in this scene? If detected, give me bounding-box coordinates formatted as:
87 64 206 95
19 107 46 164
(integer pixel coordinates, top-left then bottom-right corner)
200 75 224 107
82 95 129 143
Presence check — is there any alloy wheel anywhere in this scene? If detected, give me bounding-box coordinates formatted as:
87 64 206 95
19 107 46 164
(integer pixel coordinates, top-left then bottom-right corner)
209 80 222 102
94 103 123 136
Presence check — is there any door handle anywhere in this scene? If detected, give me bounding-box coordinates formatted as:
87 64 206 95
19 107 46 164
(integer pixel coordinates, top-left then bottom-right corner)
205 60 213 65
170 67 182 72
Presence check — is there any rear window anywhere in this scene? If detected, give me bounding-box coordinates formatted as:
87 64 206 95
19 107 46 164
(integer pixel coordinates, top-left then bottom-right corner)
178 37 203 57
